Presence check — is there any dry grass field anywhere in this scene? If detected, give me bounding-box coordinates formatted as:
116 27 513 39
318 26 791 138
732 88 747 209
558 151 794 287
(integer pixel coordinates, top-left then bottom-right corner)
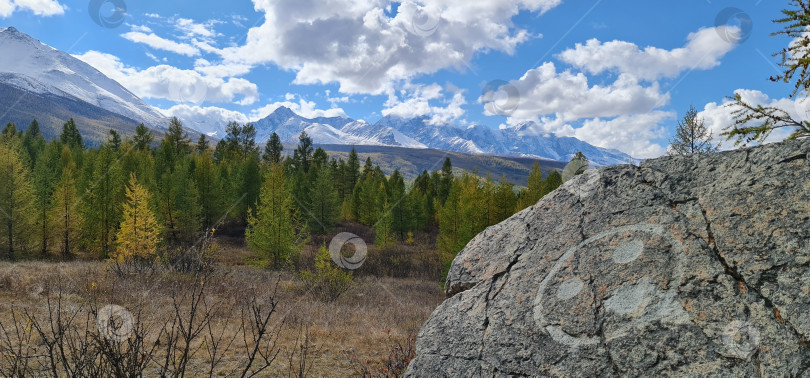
0 230 445 377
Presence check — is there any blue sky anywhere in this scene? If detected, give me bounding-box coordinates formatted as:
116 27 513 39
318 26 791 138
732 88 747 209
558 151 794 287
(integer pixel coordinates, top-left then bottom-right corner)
0 0 795 157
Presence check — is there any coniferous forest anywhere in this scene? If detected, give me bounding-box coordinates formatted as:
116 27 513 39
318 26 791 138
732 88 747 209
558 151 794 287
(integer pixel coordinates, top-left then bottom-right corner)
0 117 562 277
0 116 568 376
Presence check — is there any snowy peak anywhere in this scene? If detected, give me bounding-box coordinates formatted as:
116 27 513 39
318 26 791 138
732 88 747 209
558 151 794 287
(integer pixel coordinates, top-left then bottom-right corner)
0 26 33 43
250 109 429 149
0 27 168 132
269 106 297 120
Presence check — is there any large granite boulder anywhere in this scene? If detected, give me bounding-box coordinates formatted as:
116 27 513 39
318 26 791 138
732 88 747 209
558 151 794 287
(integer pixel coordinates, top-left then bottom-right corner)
406 138 810 377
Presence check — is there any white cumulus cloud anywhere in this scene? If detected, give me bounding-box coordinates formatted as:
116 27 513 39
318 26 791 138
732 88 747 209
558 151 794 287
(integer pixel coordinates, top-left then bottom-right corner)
0 0 65 17
482 25 741 159
557 26 739 81
218 0 562 94
383 82 467 125
486 62 669 122
74 50 259 105
161 104 248 137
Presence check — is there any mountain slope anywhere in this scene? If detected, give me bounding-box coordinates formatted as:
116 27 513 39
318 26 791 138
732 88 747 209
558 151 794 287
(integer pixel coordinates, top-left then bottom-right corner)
0 27 171 144
317 144 566 185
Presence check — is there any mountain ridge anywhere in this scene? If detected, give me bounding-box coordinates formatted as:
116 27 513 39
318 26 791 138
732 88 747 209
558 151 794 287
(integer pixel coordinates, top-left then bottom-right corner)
242 106 636 166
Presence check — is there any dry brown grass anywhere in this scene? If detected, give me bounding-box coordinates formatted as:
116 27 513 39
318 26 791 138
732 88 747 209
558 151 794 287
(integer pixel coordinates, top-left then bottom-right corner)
0 247 443 377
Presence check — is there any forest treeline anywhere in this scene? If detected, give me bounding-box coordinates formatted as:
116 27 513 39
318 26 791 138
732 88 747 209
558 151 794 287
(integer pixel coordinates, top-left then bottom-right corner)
0 117 563 275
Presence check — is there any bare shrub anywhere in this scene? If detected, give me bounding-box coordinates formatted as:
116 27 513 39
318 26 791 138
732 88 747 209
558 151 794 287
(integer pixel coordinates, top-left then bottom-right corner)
350 329 417 378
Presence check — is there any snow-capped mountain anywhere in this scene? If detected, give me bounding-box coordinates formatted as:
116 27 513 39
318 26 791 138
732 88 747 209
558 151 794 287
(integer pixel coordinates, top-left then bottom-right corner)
250 107 428 149
0 27 170 142
374 116 634 166
250 107 634 166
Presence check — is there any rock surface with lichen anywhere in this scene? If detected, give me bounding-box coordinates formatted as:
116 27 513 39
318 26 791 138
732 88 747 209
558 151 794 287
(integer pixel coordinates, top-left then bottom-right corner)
405 138 810 377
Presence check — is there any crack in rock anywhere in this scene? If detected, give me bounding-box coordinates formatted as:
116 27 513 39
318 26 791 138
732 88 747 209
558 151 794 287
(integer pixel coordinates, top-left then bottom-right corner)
697 202 810 367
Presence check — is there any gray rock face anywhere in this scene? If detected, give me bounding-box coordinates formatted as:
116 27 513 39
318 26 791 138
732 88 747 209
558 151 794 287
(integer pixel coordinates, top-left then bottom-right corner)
406 139 810 377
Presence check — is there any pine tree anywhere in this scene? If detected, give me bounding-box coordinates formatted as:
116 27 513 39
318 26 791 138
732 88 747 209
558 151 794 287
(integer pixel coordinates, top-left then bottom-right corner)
108 129 122 152
408 189 427 231
133 124 154 151
0 143 36 260
292 131 314 173
196 134 210 154
165 117 191 157
113 173 162 262
25 119 39 138
457 172 488 239
246 164 307 269
238 123 259 161
60 118 83 150
121 144 155 190
307 165 340 233
721 2 810 144
345 148 360 198
22 119 45 165
356 173 384 225
312 147 328 169
411 170 436 230
263 131 283 164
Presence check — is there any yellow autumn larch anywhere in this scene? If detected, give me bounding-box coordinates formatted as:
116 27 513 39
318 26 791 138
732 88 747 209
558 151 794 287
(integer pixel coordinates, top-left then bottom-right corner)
113 173 162 262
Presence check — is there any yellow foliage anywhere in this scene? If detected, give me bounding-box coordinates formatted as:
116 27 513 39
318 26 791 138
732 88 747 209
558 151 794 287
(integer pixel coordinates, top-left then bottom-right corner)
112 173 162 262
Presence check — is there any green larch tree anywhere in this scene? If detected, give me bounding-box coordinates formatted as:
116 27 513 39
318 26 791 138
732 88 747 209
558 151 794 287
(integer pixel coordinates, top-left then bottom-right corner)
82 145 124 257
307 165 340 233
49 148 82 258
246 164 307 269
493 175 517 223
723 1 810 145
